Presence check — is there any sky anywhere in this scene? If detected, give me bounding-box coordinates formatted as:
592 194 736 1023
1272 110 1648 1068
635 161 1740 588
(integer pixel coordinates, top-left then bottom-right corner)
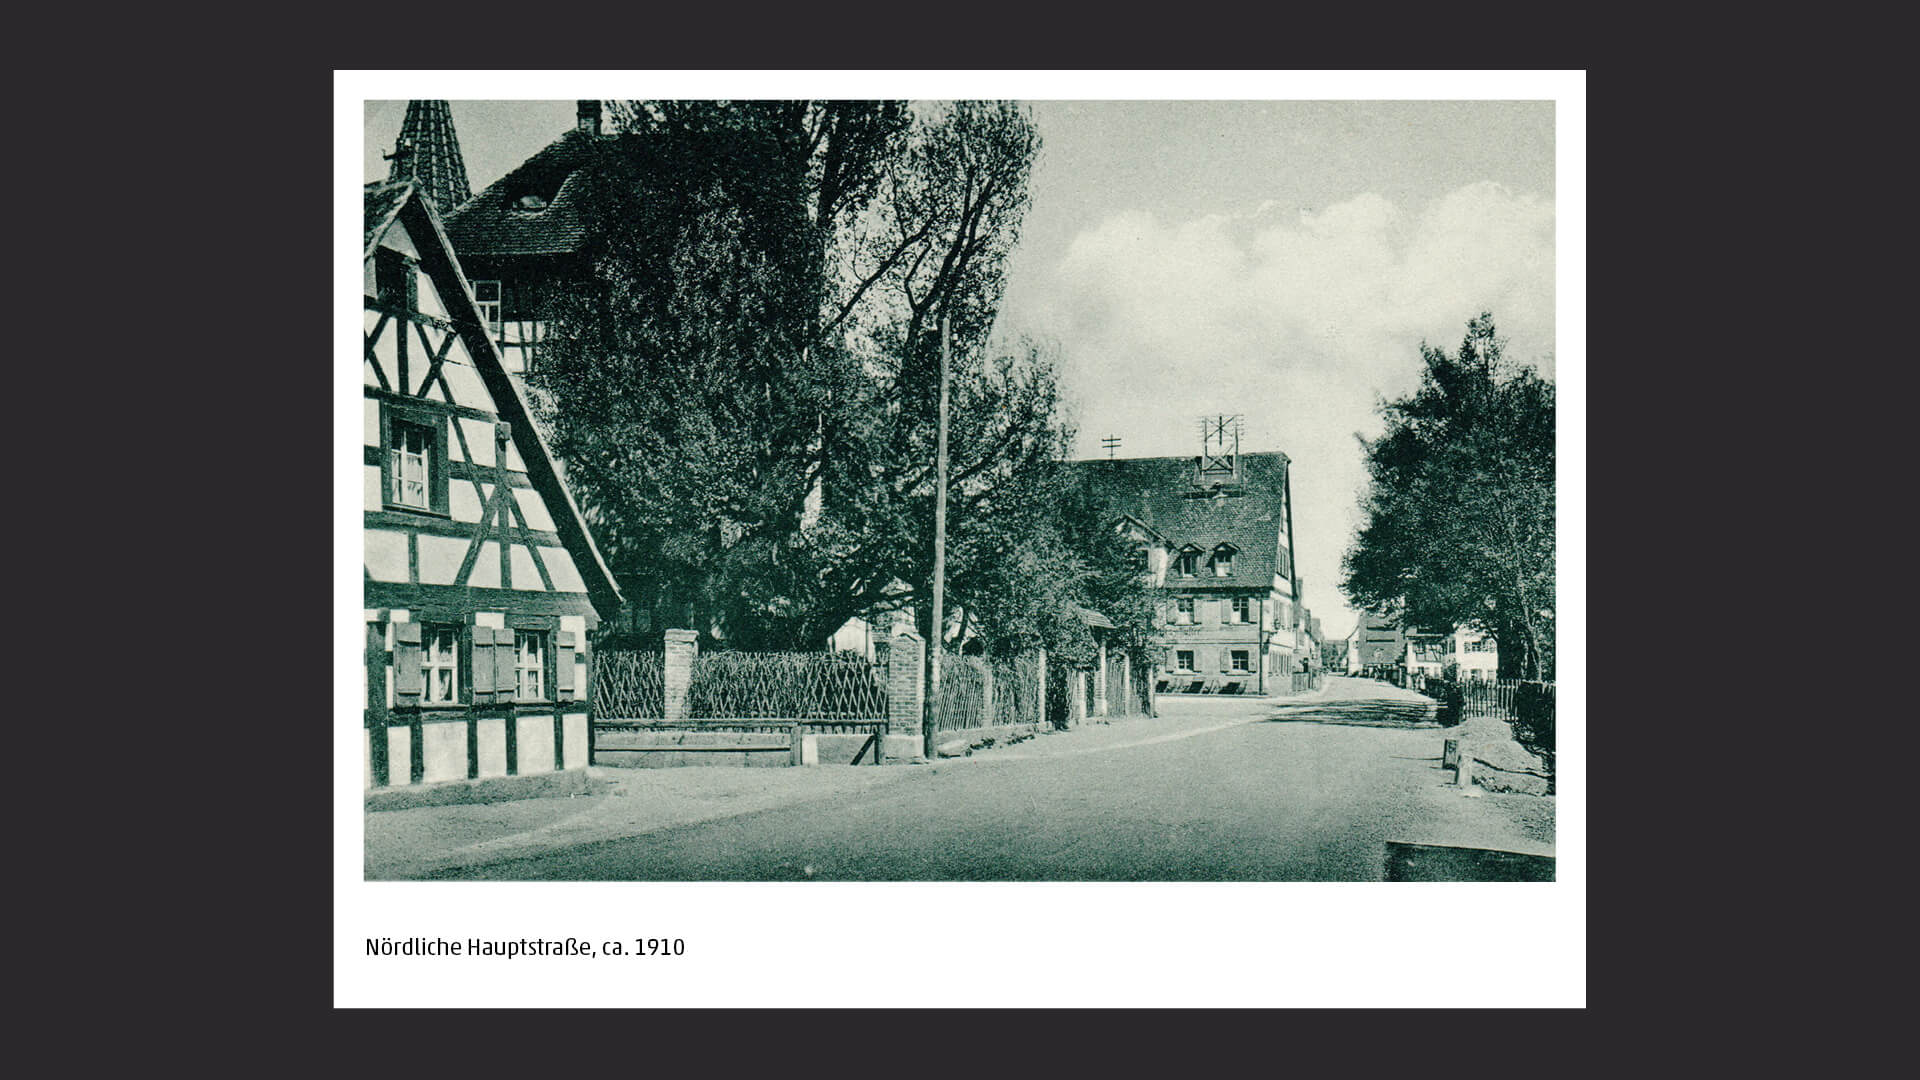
364 93 1557 643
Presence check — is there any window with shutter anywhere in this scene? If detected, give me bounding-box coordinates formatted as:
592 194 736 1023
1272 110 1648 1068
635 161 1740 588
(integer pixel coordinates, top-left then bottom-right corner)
514 630 546 701
469 623 497 698
393 621 423 699
493 626 518 699
555 630 575 696
422 626 459 704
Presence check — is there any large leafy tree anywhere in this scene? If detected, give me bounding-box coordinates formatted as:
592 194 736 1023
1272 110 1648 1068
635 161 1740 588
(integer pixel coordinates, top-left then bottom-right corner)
1341 313 1556 679
530 100 1087 652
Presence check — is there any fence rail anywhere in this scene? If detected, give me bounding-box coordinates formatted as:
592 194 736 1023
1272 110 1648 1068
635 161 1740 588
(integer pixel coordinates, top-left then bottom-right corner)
688 651 888 720
933 651 1042 733
594 650 663 720
593 647 888 721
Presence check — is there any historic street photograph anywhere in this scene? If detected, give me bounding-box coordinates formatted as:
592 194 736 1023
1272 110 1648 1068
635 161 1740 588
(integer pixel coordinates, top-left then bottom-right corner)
357 92 1562 885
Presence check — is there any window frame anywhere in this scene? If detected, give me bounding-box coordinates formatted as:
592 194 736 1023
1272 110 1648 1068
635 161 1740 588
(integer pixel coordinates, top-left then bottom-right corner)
513 628 548 702
378 400 451 516
1212 544 1235 577
1175 649 1196 673
1176 546 1201 577
421 624 461 705
472 279 503 340
1231 596 1252 624
1230 649 1251 673
1174 596 1196 625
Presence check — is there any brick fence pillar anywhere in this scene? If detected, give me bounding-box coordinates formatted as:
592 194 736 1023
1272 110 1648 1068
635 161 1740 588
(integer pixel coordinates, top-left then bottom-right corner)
1068 670 1087 729
981 661 996 727
663 629 698 720
887 631 925 760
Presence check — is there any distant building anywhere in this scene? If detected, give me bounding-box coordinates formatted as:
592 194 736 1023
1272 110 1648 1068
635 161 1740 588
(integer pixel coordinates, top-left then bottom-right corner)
1345 615 1499 681
1068 437 1302 694
1347 616 1406 674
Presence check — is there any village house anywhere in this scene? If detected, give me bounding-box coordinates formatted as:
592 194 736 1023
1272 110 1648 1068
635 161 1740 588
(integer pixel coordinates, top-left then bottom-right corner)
1346 616 1405 675
362 177 624 789
1070 436 1304 694
440 100 617 380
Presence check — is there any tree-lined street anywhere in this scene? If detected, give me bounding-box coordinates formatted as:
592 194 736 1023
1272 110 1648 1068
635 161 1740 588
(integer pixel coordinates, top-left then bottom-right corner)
368 677 1551 882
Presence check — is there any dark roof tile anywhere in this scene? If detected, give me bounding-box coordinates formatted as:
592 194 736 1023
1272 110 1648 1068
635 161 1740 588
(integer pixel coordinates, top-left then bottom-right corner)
445 129 643 258
1068 452 1293 591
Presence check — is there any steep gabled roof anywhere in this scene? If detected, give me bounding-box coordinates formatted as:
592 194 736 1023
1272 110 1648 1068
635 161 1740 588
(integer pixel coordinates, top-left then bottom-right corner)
363 180 410 258
364 182 625 618
445 128 644 258
1067 452 1292 591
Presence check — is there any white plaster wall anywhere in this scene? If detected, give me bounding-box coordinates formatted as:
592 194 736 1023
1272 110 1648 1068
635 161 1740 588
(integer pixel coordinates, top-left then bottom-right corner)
509 544 543 590
467 542 502 588
415 535 467 586
540 547 586 593
513 488 557 532
385 727 412 785
563 714 589 769
442 362 489 411
421 722 467 783
459 419 496 466
364 530 408 582
363 466 383 512
516 717 555 775
449 482 485 522
476 718 508 777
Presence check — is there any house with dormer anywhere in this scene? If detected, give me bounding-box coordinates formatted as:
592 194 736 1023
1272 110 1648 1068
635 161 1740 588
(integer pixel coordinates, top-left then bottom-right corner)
1069 444 1303 694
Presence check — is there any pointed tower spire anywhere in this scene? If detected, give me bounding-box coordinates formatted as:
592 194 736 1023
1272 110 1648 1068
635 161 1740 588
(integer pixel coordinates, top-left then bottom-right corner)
386 100 471 214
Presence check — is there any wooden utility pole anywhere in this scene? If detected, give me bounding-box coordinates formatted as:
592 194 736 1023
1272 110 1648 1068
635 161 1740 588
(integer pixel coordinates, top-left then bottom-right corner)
927 315 950 760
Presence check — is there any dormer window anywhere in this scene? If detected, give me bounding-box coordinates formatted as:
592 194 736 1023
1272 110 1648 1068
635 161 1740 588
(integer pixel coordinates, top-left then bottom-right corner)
1176 545 1202 577
1212 544 1237 577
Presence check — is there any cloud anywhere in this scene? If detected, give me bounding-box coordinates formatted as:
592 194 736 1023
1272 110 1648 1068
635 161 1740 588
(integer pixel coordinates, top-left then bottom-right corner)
1047 181 1553 388
1016 181 1555 639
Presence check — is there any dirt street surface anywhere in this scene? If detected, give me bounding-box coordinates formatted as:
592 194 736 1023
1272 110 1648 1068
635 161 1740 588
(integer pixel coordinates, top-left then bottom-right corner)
364 676 1553 881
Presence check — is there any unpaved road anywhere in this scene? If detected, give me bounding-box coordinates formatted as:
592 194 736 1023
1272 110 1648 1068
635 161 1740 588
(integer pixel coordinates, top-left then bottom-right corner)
372 676 1552 881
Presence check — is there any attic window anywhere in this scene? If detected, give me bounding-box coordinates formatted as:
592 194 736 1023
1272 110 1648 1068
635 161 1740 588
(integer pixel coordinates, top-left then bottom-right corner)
1212 545 1236 577
1176 547 1201 577
506 168 568 214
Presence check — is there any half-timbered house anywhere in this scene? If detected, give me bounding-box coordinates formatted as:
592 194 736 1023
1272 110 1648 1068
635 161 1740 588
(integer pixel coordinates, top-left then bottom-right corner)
363 179 623 789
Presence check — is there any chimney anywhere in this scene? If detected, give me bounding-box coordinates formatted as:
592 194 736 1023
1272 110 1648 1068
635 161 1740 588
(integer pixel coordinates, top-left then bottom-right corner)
577 100 602 136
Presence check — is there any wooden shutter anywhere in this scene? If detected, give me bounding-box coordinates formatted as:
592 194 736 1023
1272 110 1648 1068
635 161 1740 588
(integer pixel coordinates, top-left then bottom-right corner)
495 627 519 698
469 623 497 698
393 621 423 698
555 630 576 695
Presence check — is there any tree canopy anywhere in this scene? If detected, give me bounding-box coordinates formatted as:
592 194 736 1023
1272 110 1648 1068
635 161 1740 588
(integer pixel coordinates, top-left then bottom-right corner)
527 100 1151 656
1340 313 1556 679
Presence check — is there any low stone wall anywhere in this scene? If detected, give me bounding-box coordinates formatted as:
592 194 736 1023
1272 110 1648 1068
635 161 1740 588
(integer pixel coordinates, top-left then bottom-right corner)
594 724 904 768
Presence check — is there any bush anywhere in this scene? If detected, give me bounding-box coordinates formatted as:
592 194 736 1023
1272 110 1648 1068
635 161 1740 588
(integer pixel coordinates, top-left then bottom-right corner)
1511 682 1556 780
